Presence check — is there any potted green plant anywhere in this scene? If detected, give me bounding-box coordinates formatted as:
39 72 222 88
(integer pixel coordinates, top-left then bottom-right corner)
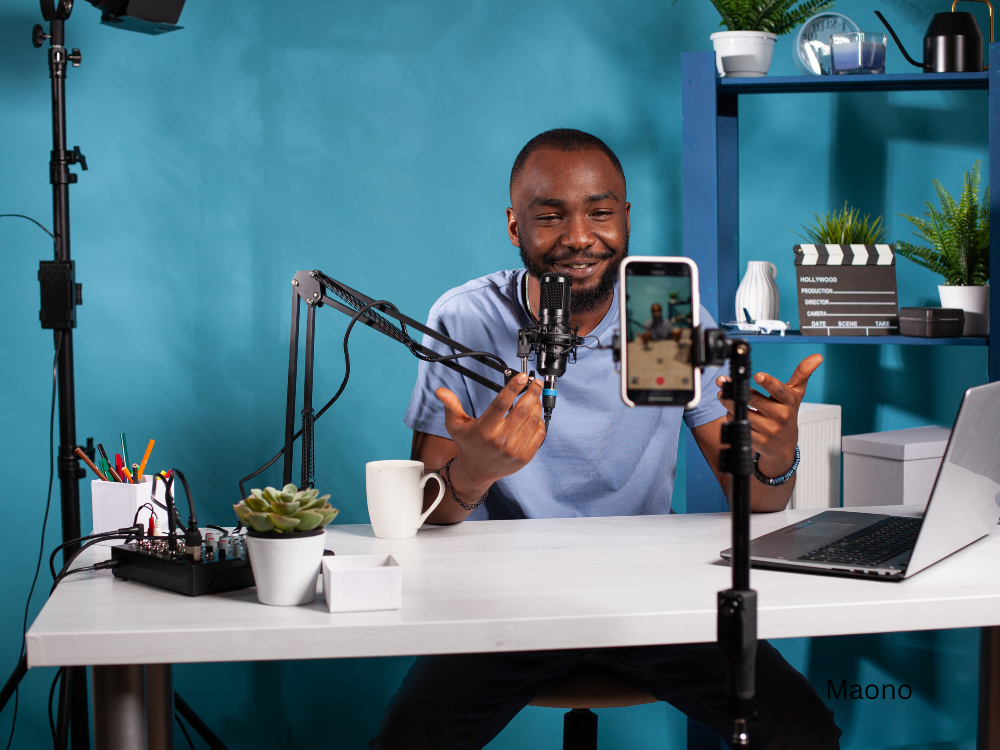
699 0 834 77
234 484 339 606
790 203 899 337
896 161 990 336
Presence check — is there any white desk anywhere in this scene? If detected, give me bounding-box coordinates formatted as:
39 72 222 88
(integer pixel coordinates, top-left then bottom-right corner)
25 507 1000 748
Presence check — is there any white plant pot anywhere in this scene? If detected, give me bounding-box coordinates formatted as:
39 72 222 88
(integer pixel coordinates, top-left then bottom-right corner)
710 31 777 78
939 285 990 336
246 529 327 606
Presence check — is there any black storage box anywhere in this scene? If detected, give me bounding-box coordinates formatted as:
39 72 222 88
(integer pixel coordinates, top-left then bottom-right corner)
898 307 965 338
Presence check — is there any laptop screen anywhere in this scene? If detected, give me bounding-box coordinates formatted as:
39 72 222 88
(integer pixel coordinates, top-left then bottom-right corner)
906 380 1000 577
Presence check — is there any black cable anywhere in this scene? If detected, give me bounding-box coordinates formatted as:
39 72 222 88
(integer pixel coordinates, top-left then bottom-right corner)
3 334 59 750
175 713 196 750
47 668 62 745
51 537 131 593
132 502 157 527
237 297 509 500
50 560 119 590
171 470 198 530
0 214 55 240
205 525 229 538
48 527 140 582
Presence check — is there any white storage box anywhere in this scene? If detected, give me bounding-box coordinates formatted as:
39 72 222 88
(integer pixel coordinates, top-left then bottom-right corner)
789 403 842 510
842 425 951 508
322 554 401 613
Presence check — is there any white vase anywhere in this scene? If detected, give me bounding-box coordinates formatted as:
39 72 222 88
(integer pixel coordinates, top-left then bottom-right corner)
735 261 780 328
246 529 327 606
939 285 990 336
710 31 777 78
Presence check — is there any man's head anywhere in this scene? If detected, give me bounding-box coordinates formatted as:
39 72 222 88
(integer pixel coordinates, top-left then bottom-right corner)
507 129 629 315
651 303 662 319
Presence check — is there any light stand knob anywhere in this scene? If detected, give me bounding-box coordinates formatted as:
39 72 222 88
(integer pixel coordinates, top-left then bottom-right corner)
67 48 81 67
32 23 50 48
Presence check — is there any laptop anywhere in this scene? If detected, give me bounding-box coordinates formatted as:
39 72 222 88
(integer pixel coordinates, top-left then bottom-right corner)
721 380 1000 581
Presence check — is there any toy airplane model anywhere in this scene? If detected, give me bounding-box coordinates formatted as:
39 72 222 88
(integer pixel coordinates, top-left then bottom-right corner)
722 309 790 336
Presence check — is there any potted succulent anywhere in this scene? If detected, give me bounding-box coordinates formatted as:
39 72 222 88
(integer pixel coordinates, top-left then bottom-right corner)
896 161 990 336
700 0 834 77
234 484 339 606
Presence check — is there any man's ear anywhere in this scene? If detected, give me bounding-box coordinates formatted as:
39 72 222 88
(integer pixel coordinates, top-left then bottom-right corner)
625 201 631 239
506 207 520 248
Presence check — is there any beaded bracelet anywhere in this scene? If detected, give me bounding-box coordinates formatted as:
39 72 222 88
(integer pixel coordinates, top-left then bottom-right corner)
752 445 800 487
441 457 490 511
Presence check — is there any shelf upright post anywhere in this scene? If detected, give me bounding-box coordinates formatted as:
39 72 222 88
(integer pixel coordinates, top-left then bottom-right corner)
682 51 738 517
979 41 1000 750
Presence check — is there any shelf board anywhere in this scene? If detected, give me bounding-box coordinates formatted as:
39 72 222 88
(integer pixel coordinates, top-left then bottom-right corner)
718 71 989 95
735 331 988 345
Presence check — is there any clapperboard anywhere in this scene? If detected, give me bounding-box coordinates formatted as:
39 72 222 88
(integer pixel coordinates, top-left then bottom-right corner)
794 244 899 336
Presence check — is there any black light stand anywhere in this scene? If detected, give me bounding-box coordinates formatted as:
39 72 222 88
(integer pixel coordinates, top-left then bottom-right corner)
281 270 516 489
32 5 91 747
694 329 757 747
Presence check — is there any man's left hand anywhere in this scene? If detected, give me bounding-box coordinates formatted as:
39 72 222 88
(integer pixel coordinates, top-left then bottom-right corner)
715 353 823 472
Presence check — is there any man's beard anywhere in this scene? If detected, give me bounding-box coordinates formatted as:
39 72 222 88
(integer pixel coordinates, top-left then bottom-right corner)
519 238 628 314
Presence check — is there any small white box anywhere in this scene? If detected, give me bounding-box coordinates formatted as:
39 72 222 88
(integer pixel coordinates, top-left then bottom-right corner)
842 426 951 509
90 477 161 544
322 554 401 613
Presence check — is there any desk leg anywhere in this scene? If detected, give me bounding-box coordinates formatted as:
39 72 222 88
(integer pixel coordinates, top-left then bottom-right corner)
92 665 146 750
980 627 1000 750
144 665 173 750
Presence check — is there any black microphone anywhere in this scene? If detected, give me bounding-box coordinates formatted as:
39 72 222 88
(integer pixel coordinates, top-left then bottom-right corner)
536 272 575 427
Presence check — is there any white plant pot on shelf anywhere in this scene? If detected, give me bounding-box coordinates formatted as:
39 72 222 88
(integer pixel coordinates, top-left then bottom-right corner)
246 529 327 606
938 284 989 336
735 260 780 328
710 31 777 78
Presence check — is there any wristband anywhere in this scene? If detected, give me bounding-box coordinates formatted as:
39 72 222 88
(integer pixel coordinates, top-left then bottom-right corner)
441 457 490 511
752 445 800 486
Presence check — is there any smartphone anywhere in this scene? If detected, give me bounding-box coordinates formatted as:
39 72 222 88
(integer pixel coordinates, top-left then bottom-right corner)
620 257 701 409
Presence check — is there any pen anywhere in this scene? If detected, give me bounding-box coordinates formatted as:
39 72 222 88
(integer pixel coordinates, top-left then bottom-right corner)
121 464 134 483
75 446 108 481
103 459 122 482
137 439 154 479
115 454 124 482
97 443 112 469
121 433 130 474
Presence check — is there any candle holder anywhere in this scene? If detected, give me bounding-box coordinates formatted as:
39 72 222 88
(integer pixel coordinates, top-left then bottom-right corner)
830 31 887 75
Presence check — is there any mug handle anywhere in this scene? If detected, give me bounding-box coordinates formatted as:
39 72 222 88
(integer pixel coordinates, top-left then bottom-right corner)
767 262 777 279
416 473 446 527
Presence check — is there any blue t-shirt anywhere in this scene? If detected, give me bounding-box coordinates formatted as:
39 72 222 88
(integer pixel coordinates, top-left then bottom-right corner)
403 269 728 520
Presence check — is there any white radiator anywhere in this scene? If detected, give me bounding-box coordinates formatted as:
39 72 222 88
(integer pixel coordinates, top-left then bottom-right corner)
789 403 842 510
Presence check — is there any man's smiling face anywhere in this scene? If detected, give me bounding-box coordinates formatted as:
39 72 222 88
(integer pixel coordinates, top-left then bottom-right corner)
507 148 630 314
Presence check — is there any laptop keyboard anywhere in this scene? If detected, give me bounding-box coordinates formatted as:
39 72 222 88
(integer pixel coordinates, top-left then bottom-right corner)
797 516 922 568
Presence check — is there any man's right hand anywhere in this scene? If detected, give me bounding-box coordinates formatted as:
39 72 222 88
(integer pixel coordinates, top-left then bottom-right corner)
435 373 546 503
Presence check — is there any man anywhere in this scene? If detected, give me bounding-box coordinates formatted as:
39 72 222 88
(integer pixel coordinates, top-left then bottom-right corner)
372 130 836 749
643 302 672 344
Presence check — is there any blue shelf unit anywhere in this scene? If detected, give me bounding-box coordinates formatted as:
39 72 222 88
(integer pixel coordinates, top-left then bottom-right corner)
680 49 999 518
679 52 999 750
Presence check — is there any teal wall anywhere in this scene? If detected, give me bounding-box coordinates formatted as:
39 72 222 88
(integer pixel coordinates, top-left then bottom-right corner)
0 0 989 747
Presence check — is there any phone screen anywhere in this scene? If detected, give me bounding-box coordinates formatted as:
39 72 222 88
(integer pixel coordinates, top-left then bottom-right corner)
621 258 700 408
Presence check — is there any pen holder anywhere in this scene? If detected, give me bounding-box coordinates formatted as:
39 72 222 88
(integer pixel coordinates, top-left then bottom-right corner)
90 477 159 545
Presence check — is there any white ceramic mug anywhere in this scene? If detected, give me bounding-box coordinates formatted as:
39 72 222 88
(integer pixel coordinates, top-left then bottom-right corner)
366 460 446 539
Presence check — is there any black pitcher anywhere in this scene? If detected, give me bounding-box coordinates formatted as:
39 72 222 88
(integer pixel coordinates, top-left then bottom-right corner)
875 0 994 72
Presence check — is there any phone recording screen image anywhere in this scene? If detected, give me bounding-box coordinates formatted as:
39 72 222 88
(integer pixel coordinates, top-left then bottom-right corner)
621 258 700 407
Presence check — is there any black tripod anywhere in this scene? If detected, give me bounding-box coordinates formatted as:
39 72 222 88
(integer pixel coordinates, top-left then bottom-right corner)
695 329 757 746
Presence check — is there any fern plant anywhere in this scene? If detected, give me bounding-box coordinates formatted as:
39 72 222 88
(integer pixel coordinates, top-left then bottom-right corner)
700 0 834 35
896 161 990 287
793 202 887 245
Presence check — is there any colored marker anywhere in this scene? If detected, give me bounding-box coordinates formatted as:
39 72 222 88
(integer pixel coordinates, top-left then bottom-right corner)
137 439 154 480
121 433 130 474
74 446 107 481
121 463 134 483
